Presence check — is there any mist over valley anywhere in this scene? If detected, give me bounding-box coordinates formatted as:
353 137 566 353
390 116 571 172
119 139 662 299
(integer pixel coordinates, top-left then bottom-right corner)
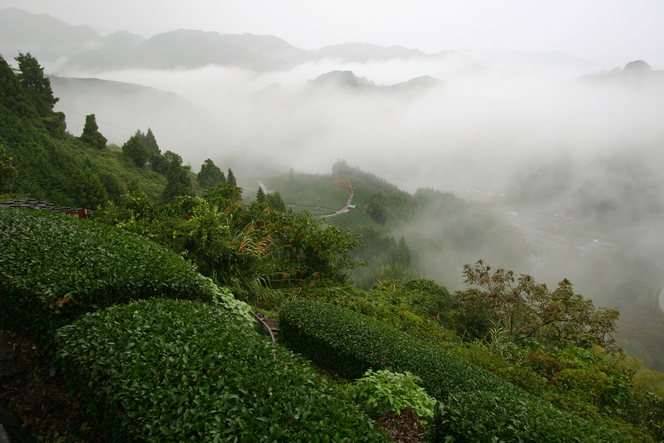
3 5 664 367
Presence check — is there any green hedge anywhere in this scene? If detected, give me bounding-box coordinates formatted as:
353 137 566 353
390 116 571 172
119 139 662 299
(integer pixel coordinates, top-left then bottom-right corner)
429 391 630 443
0 208 243 339
279 299 506 398
56 299 388 443
279 300 631 442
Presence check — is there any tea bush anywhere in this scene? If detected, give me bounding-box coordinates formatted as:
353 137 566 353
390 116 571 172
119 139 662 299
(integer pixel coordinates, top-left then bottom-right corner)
0 208 251 340
279 299 631 442
56 298 388 443
429 391 632 443
279 299 506 397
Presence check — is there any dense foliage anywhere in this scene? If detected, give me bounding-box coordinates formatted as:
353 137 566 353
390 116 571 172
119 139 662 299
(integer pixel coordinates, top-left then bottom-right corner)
0 143 18 193
453 260 620 349
95 192 362 297
347 369 436 421
429 391 630 443
56 298 388 443
279 299 632 442
0 208 230 341
0 54 168 206
79 113 107 150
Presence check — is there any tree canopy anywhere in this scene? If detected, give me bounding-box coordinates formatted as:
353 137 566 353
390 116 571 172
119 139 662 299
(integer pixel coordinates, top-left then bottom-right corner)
197 158 224 188
161 151 193 203
122 135 150 168
454 260 620 350
80 114 107 150
15 53 58 117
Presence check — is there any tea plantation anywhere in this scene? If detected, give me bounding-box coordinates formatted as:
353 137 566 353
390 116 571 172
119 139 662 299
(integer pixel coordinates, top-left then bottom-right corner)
279 299 634 442
0 208 388 442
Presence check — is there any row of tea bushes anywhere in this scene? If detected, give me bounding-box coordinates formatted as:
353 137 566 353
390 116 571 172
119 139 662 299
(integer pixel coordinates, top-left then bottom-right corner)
278 299 631 442
0 208 252 340
56 298 388 443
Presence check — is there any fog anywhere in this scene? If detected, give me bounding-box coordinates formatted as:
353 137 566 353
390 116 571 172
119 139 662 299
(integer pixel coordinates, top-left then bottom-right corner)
34 17 664 365
56 56 664 194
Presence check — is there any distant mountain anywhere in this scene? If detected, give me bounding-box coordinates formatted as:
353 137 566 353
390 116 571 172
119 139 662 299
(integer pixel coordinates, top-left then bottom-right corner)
67 29 285 71
218 33 311 64
67 31 145 70
50 76 219 150
578 60 664 85
314 43 427 62
462 48 596 72
308 70 445 92
0 7 99 62
2 7 481 74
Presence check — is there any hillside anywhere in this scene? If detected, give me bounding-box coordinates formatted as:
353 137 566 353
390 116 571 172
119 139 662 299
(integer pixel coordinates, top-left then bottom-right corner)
0 53 177 206
3 52 664 442
49 75 218 150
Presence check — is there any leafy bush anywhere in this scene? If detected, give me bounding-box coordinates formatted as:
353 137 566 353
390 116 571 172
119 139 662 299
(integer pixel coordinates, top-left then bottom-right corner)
0 208 249 340
56 298 388 443
279 300 632 442
279 299 506 397
429 391 632 443
347 369 436 421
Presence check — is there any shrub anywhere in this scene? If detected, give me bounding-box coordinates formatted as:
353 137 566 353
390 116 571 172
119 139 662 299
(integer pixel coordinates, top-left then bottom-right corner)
279 300 631 442
279 299 506 398
56 298 388 443
0 208 251 341
429 391 631 443
347 369 436 422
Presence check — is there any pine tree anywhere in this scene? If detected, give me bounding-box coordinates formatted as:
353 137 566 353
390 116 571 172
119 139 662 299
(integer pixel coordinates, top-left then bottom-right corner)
80 114 107 150
15 53 58 117
266 191 287 212
197 159 224 188
161 151 193 203
256 186 266 203
0 55 37 118
144 128 160 154
226 168 237 187
122 135 150 168
72 167 108 209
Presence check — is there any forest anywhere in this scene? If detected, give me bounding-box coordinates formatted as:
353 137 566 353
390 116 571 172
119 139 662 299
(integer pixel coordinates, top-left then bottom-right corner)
2 53 664 442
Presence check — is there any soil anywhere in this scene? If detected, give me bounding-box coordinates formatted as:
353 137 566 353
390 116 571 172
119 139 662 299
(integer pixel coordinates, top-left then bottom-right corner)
0 331 105 443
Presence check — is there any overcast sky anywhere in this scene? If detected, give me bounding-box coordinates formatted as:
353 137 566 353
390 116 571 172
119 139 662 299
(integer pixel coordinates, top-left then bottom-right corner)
1 0 663 67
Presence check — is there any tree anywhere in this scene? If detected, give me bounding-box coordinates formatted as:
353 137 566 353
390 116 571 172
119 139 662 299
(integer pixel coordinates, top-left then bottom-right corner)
226 168 237 187
72 167 108 209
143 128 160 154
0 55 37 118
15 53 58 117
455 261 620 350
80 114 107 150
0 144 18 194
122 135 150 167
256 186 266 203
197 159 224 188
266 191 287 212
161 151 194 203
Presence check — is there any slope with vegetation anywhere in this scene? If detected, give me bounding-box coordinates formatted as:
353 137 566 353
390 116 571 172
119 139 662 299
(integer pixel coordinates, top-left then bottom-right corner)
2 53 664 442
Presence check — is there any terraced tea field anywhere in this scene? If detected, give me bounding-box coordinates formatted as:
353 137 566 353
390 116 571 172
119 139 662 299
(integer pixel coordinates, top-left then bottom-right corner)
349 177 380 208
283 181 349 211
326 210 373 229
